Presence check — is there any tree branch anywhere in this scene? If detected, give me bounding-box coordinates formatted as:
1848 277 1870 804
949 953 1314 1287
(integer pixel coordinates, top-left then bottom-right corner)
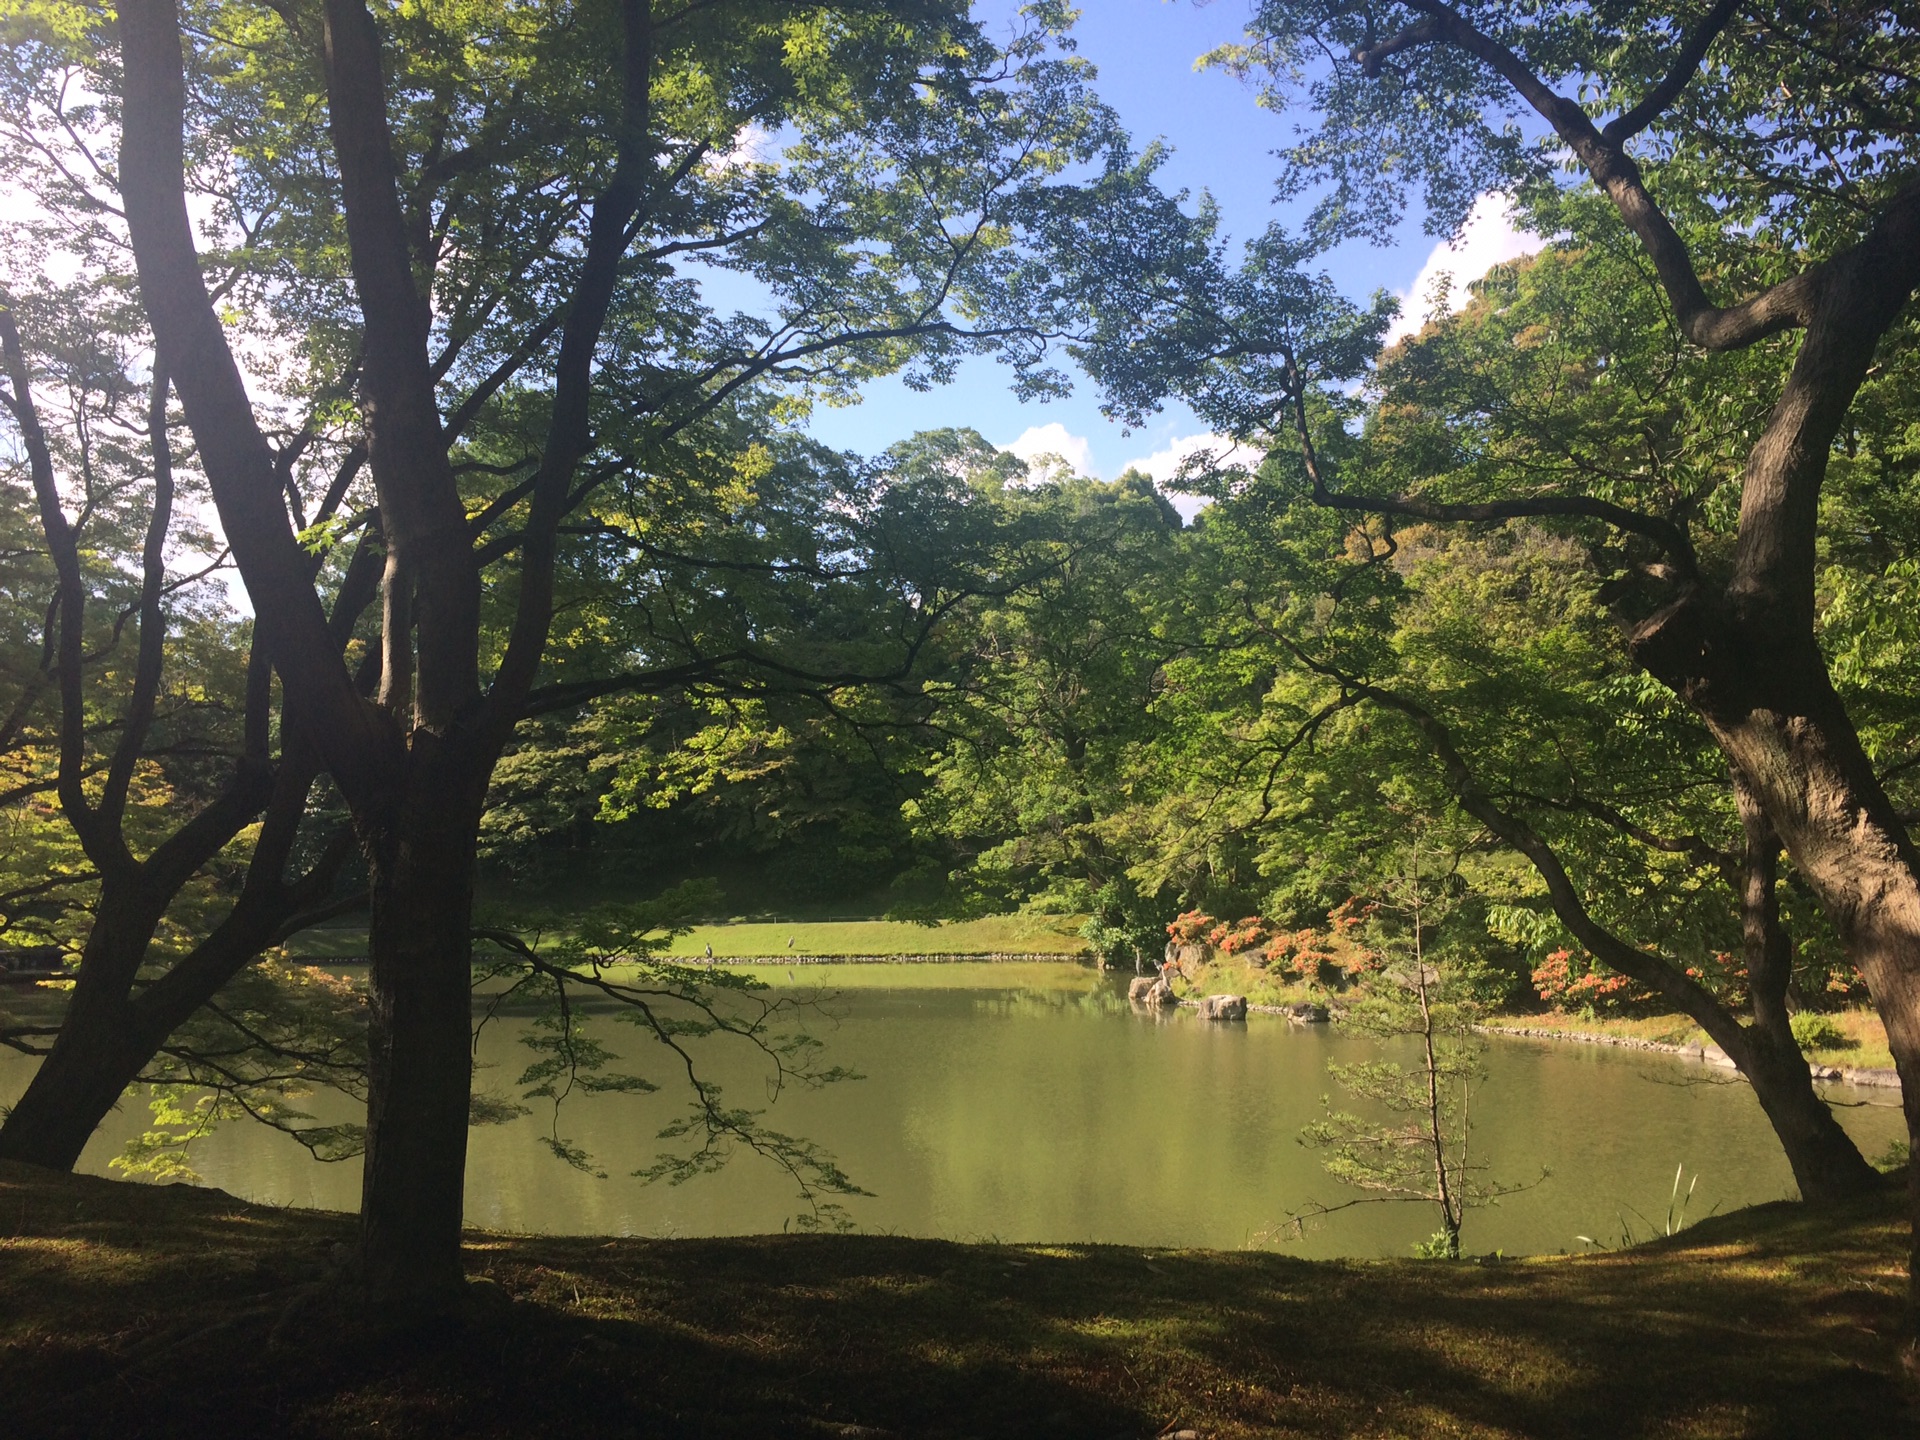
1600 0 1740 145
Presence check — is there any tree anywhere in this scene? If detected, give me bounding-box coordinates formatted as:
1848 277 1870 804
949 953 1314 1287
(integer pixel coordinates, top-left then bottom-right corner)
0 290 359 1170
1047 236 1888 1196
94 0 1169 1306
900 432 1207 914
1075 0 1920 1305
1299 833 1515 1258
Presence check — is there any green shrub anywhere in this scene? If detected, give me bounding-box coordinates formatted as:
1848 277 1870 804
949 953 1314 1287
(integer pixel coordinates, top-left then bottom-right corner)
1789 1012 1851 1052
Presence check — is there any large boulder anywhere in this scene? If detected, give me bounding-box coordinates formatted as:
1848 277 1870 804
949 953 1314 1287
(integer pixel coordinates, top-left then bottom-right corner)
1286 1001 1330 1024
1164 939 1209 970
1196 993 1247 1022
1129 975 1179 1007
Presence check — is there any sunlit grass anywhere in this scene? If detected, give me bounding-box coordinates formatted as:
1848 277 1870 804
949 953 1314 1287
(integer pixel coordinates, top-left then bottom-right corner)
283 913 1093 962
658 916 1091 959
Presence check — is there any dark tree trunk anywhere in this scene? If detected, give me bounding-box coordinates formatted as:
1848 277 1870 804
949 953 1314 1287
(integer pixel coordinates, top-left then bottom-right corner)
356 733 489 1305
1734 1030 1884 1201
120 0 644 1311
0 911 162 1169
0 760 344 1171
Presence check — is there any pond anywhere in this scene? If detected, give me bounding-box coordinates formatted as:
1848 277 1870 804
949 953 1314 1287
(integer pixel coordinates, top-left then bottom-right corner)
2 963 1904 1258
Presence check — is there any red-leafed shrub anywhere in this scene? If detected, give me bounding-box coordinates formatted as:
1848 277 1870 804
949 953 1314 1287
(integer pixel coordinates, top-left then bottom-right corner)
1532 949 1655 1012
1210 916 1273 955
1261 927 1326 979
1324 898 1382 975
1165 910 1217 945
1682 951 1749 1008
1825 966 1869 1001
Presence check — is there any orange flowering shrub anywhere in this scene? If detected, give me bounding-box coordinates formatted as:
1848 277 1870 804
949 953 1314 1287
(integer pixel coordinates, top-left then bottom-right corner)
1160 901 1388 982
1165 910 1217 945
1323 898 1383 976
1209 916 1273 955
1825 965 1869 1001
1532 949 1655 1011
1682 950 1749 1008
1261 927 1329 979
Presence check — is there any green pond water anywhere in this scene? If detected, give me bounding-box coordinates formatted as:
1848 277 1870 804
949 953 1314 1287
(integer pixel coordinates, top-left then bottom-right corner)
2 963 1904 1258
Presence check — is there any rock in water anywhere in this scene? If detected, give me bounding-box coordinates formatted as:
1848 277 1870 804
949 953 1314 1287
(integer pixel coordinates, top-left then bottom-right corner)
1287 1001 1330 1024
1129 975 1179 1006
1196 993 1247 1022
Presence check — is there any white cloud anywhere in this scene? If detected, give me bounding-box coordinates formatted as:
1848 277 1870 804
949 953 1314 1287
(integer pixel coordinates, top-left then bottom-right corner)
1383 194 1538 346
996 425 1263 525
1003 421 1095 479
708 123 777 172
1119 432 1263 522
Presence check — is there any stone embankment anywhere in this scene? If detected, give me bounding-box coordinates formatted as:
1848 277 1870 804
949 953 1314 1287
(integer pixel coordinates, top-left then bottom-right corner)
1482 1024 1902 1093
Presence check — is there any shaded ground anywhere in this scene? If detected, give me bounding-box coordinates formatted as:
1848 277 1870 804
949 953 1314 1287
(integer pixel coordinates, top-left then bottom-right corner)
0 1162 1910 1438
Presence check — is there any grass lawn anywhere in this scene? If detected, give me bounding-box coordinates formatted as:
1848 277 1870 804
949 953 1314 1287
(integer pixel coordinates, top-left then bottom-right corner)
658 915 1090 958
284 914 1091 962
2 1162 1912 1438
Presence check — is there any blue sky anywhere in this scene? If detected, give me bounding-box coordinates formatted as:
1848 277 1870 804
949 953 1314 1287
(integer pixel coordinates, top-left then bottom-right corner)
803 0 1535 492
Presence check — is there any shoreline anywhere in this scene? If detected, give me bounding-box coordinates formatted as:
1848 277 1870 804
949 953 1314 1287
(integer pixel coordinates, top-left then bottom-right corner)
1482 1021 1903 1094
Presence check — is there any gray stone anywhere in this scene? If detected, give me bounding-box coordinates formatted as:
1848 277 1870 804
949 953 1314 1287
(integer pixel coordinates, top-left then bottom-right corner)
1164 939 1209 969
1141 976 1179 1007
1128 976 1158 1004
1286 1001 1329 1024
1196 993 1247 1022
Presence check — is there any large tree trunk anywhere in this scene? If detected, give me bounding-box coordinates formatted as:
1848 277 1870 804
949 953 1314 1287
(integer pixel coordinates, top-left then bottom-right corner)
1717 774 1886 1204
356 732 489 1305
1637 605 1920 1294
0 901 165 1169
1735 1029 1886 1201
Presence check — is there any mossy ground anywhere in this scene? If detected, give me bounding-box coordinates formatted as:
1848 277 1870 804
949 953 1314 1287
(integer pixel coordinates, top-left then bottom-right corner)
2 1162 1912 1439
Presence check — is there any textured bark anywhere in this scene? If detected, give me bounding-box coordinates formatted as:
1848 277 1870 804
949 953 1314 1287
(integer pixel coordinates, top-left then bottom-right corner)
311 0 654 1305
357 736 488 1304
1726 777 1883 1203
1634 606 1920 1273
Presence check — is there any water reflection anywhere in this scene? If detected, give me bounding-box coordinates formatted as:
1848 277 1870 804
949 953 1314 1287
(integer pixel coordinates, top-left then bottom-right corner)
1 965 1903 1258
